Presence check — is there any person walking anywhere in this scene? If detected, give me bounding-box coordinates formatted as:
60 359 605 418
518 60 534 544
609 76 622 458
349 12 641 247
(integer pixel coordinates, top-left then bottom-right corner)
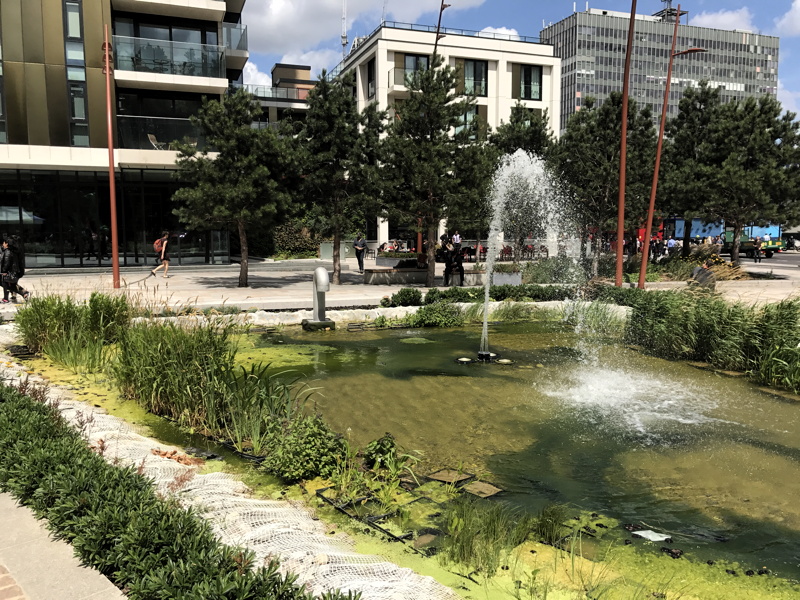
150 231 171 278
353 234 367 274
753 237 763 263
451 230 462 254
1 237 30 303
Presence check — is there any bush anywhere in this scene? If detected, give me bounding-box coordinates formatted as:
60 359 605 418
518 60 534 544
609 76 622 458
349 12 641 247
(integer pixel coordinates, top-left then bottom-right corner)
259 415 346 483
407 301 464 328
390 288 423 307
489 284 575 302
0 384 357 600
582 283 647 307
522 256 584 284
440 286 480 303
271 222 320 258
424 288 442 304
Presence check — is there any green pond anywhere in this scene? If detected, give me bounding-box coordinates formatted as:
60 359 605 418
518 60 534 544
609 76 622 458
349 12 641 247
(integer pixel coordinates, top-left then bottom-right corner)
244 322 800 579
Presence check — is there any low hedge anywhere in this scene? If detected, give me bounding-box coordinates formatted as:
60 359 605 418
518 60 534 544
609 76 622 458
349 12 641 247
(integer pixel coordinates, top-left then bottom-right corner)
0 384 357 600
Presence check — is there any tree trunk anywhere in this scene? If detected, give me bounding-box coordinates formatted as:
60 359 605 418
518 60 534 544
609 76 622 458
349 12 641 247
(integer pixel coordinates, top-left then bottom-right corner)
731 222 743 266
591 225 602 278
426 224 437 288
237 219 249 288
681 216 693 258
332 226 341 285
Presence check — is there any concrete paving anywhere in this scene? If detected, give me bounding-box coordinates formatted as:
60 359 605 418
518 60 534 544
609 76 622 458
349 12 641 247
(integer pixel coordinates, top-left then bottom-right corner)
0 254 799 599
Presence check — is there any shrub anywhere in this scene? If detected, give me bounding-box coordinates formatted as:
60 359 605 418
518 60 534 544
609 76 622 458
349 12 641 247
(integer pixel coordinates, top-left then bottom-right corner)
390 287 423 307
440 286 480 303
0 384 357 600
259 415 346 483
522 256 584 284
424 288 442 304
272 222 320 258
407 301 464 328
582 283 647 307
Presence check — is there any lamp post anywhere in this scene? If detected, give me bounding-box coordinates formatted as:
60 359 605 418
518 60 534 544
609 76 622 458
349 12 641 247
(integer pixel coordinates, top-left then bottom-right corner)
615 0 638 287
637 4 705 289
102 24 121 289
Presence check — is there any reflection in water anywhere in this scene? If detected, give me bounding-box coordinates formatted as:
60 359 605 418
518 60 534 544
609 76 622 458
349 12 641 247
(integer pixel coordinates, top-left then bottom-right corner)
248 323 800 576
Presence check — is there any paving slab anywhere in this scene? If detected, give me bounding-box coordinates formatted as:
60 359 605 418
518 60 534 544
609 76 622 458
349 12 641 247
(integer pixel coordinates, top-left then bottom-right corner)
0 494 124 600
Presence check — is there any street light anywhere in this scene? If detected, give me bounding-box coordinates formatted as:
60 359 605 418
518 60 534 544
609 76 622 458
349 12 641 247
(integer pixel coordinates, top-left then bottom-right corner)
637 4 705 289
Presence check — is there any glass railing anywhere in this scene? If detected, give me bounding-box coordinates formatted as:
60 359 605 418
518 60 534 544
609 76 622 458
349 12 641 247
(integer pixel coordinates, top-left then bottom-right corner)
113 35 226 79
388 67 425 88
116 115 206 151
241 84 309 101
222 23 248 52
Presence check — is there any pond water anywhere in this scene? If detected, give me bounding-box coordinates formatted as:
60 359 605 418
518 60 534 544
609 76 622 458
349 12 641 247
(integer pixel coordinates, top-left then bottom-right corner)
245 322 800 578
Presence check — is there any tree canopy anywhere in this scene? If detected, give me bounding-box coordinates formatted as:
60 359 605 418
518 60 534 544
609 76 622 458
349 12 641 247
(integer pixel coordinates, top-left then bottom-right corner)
172 88 299 287
381 54 495 286
490 102 554 159
300 71 384 284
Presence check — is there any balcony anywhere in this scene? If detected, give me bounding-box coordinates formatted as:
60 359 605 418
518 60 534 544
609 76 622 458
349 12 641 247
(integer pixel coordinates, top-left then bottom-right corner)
117 115 206 151
242 85 309 102
110 0 225 22
223 23 249 71
387 68 424 96
113 36 228 94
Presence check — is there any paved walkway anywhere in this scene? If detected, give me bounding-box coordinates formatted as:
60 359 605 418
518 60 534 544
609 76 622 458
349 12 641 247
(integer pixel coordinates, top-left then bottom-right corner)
0 256 799 599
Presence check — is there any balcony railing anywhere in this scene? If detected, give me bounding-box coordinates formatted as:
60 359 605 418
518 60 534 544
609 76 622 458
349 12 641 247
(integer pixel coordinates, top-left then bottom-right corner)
117 115 206 151
113 36 226 79
241 84 309 101
222 23 248 52
387 67 427 88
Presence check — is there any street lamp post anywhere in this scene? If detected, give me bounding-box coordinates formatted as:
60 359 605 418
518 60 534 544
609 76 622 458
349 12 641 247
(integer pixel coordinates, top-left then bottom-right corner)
637 4 705 289
615 0 638 287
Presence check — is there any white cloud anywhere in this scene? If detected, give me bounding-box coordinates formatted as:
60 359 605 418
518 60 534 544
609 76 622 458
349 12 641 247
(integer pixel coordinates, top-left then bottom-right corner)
243 62 272 86
778 80 800 115
479 26 520 40
242 0 485 56
690 7 755 31
776 0 800 36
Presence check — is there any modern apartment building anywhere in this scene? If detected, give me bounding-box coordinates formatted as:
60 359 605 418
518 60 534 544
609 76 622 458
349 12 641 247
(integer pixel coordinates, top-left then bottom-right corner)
332 21 562 243
0 0 250 268
540 5 780 131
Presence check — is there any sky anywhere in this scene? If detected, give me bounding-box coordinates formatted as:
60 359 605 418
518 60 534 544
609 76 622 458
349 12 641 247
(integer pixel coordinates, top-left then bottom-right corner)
241 0 800 114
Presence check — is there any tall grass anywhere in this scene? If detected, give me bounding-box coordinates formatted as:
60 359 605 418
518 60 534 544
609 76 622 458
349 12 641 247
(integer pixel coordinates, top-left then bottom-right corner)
16 293 131 372
438 498 535 580
560 301 624 339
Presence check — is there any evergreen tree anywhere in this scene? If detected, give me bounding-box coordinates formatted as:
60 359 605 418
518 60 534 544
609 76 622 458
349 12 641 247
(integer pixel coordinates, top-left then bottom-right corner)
382 55 495 286
697 94 800 264
300 71 385 284
172 89 299 287
490 102 554 159
661 82 722 256
550 93 656 276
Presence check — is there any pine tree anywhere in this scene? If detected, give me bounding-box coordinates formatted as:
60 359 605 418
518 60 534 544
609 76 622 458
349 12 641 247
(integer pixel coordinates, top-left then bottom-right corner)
172 88 299 287
490 102 554 159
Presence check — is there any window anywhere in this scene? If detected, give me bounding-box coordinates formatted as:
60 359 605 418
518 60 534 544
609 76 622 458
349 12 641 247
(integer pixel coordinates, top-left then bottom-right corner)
405 54 429 73
65 2 82 39
520 65 542 100
63 1 88 146
464 60 488 96
367 58 375 99
455 106 479 138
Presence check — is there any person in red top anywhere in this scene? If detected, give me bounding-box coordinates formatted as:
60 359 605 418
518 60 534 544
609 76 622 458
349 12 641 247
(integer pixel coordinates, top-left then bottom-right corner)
150 231 171 278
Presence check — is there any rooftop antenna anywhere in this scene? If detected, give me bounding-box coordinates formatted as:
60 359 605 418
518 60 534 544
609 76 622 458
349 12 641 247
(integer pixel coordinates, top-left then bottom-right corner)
341 0 348 59
382 0 389 23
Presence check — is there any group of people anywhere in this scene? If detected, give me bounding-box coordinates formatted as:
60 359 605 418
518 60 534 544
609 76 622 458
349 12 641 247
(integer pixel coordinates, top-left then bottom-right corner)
0 235 30 303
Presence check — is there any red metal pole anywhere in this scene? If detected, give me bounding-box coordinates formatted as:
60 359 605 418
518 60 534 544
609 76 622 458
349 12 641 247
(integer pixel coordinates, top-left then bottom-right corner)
615 0 637 287
104 25 121 289
638 5 681 289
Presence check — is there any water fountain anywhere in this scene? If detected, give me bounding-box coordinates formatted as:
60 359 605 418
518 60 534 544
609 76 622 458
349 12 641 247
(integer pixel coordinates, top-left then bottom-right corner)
478 149 573 361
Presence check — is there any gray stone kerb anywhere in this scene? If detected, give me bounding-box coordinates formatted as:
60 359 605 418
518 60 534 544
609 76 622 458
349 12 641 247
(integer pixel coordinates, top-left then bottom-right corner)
135 300 631 329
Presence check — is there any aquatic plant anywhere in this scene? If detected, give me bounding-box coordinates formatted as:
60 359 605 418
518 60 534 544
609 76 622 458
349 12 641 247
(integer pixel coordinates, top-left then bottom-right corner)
531 503 570 546
438 498 535 581
259 415 345 483
407 301 464 328
491 300 535 322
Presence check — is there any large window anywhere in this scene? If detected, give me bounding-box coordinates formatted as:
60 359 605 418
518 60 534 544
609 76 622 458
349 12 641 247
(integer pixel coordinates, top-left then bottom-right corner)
520 65 542 100
367 58 376 99
464 59 488 97
0 28 5 143
404 54 429 73
63 1 88 147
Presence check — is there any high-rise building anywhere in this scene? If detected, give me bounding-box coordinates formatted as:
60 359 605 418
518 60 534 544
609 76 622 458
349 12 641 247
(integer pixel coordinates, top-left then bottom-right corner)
0 0 250 268
540 4 779 132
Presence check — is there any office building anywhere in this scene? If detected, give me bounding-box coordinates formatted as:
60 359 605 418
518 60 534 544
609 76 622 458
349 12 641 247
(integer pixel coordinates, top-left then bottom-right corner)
0 0 251 268
332 20 562 243
540 4 780 131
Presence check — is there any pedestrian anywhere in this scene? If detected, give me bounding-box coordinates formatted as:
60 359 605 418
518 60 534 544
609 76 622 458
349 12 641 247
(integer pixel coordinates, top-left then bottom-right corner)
442 242 455 286
753 237 763 263
353 234 367 274
763 232 771 243
451 230 462 254
150 231 171 278
451 249 465 286
666 236 676 255
1 236 30 303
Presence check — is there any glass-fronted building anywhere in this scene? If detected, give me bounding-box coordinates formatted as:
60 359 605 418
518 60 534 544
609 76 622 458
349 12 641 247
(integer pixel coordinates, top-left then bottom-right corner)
541 5 779 131
0 0 252 268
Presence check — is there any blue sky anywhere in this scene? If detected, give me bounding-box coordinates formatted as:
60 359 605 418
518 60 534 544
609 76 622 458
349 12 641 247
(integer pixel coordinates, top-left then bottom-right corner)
241 0 800 113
